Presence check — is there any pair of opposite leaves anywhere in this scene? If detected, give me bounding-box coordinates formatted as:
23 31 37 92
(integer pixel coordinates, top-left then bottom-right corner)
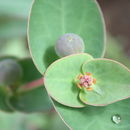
44 53 130 108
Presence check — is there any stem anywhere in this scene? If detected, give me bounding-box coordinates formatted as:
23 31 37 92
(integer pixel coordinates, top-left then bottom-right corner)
21 77 44 90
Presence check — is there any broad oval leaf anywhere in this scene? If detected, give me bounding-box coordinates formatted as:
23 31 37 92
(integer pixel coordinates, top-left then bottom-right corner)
80 59 130 106
28 0 106 73
44 53 93 107
53 98 130 130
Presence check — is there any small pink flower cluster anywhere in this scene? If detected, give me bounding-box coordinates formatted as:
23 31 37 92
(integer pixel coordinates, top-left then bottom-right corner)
79 75 93 88
76 73 96 91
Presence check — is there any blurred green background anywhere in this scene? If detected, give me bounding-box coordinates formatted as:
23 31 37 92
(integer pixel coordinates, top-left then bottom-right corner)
0 0 130 130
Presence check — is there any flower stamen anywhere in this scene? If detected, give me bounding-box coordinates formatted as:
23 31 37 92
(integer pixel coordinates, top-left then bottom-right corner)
76 72 96 91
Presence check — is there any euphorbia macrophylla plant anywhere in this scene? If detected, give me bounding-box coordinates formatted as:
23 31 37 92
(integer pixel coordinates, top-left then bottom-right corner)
1 0 130 129
27 0 130 129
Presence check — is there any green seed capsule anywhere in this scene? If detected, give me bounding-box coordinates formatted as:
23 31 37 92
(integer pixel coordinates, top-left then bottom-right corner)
0 59 23 86
55 33 85 57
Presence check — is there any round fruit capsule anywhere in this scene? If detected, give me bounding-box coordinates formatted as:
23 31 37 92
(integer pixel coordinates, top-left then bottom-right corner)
55 33 85 57
0 59 23 86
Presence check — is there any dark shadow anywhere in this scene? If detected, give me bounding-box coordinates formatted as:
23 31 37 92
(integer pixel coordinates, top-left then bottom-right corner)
43 46 59 68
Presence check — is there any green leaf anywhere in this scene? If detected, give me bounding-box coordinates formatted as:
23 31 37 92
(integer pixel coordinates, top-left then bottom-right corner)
44 53 93 107
28 0 106 73
9 86 52 113
53 98 130 130
0 87 13 112
48 113 69 130
19 58 42 83
9 58 52 112
80 59 130 106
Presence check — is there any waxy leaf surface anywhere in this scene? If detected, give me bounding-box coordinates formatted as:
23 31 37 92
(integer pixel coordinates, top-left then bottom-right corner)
44 54 93 107
28 0 105 73
80 59 130 106
53 99 130 130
